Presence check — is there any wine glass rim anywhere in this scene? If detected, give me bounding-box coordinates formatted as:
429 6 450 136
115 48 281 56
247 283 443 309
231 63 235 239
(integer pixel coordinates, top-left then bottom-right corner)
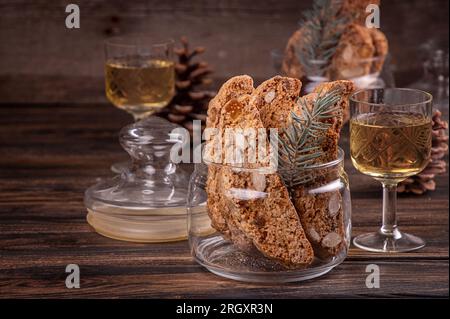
104 35 175 48
349 88 433 107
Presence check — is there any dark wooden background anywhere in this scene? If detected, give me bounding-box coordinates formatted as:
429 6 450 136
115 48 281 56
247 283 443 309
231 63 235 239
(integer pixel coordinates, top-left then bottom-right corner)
0 0 449 104
0 0 448 299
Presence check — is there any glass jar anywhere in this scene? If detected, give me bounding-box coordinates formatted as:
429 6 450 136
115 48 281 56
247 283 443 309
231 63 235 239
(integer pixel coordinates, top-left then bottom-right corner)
303 56 388 94
329 55 387 90
187 148 351 283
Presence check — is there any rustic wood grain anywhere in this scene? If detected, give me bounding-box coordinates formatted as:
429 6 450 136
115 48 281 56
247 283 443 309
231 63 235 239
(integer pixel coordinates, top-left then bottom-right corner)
0 261 448 298
0 103 448 298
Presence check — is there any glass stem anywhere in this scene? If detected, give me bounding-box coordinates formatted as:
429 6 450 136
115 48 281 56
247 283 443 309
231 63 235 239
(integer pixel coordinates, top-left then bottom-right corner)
380 182 399 237
133 113 143 122
133 111 155 122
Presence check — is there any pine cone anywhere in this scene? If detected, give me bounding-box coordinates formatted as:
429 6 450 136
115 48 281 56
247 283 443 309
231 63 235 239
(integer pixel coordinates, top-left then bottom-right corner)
158 36 216 135
398 109 449 195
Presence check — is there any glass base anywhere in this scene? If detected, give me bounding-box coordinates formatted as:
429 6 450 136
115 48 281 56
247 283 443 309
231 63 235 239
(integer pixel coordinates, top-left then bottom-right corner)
353 228 425 253
194 236 346 283
86 206 214 243
87 210 188 243
110 161 130 174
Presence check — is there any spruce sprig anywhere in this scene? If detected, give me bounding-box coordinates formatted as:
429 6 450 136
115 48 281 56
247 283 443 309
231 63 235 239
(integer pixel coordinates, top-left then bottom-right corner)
297 0 346 77
277 88 341 189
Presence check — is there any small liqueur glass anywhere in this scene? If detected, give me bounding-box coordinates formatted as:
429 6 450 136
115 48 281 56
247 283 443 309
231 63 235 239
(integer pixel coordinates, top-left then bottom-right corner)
104 35 175 172
105 36 175 120
350 88 433 252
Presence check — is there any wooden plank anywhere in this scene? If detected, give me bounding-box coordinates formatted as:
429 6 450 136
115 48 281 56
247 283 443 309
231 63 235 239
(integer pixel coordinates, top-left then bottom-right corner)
0 260 447 298
0 223 447 258
0 103 448 298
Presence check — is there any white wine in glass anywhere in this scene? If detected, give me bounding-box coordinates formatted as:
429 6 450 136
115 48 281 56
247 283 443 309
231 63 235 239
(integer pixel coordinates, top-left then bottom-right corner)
105 57 174 119
104 36 175 173
104 36 175 121
350 88 433 253
351 112 432 180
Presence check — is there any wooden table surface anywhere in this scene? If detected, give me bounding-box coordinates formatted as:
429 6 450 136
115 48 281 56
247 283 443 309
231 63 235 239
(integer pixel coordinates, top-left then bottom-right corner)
0 103 448 298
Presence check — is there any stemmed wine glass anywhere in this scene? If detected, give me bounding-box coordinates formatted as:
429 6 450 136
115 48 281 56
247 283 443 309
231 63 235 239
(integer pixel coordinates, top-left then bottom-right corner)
350 88 433 252
104 35 175 172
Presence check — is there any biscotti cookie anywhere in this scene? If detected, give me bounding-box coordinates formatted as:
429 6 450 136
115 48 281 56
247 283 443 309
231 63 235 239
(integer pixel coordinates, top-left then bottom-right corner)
368 28 388 73
250 76 302 131
312 80 355 144
328 24 375 80
206 75 254 129
282 80 354 163
281 28 306 80
252 78 351 258
218 98 314 267
290 80 354 259
205 75 255 238
292 186 346 259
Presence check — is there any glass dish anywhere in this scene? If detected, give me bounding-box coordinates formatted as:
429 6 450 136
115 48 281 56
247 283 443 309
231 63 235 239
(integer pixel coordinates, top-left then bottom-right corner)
84 116 213 242
187 148 351 283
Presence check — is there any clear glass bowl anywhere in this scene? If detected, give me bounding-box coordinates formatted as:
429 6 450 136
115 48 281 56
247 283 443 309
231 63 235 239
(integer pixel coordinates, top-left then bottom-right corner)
187 148 351 283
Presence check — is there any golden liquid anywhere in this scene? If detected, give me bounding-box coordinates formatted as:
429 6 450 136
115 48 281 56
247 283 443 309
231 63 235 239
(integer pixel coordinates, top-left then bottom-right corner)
105 57 175 118
350 112 432 180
